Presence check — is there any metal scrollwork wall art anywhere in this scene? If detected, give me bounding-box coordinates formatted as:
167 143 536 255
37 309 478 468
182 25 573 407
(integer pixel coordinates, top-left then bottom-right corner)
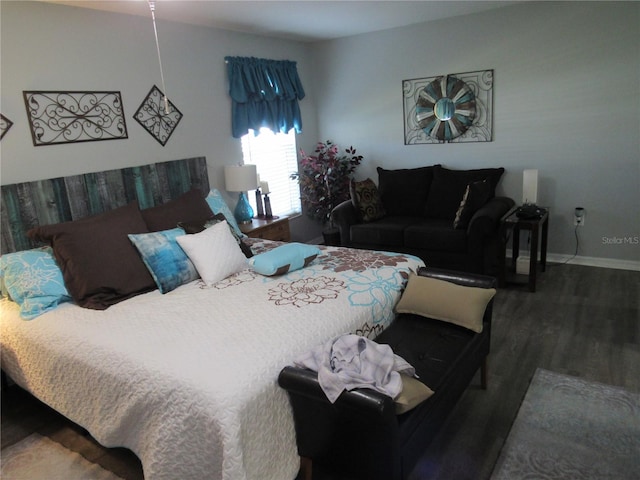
23 91 128 146
0 114 13 140
403 69 493 144
133 85 183 146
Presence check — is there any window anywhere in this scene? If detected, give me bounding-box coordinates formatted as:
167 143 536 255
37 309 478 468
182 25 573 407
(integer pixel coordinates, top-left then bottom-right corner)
240 128 301 217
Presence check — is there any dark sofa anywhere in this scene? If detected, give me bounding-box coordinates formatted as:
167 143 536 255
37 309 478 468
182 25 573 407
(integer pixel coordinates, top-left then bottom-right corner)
332 165 515 275
278 266 497 480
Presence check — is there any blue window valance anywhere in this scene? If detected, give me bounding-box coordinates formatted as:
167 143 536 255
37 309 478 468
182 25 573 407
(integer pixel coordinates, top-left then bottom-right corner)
225 56 305 138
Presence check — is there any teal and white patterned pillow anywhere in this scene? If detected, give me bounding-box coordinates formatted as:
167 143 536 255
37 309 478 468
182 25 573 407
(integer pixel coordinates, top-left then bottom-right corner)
128 228 199 294
0 247 72 319
205 189 244 238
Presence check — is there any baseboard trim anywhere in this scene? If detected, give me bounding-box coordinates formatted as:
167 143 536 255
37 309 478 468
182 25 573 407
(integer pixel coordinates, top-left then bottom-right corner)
546 253 640 271
506 249 640 271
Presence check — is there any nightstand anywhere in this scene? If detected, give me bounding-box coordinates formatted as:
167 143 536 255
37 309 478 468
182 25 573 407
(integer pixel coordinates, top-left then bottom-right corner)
498 206 549 292
239 216 290 242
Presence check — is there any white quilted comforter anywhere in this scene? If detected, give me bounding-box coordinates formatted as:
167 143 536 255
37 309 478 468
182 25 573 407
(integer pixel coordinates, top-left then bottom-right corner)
0 241 423 480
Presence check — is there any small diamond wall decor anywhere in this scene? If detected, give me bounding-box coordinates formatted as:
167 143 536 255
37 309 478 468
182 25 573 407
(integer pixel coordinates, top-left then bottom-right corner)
134 85 183 146
0 114 13 141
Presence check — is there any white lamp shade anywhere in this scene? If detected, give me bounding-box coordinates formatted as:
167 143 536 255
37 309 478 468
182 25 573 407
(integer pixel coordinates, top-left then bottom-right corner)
523 169 538 205
225 165 258 192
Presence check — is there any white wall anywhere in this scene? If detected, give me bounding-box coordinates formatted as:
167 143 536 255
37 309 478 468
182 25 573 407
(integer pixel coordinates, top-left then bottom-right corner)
312 1 640 266
0 1 322 241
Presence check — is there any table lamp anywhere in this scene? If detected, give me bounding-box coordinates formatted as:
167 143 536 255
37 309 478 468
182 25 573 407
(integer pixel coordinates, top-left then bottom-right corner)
224 164 258 224
522 169 538 206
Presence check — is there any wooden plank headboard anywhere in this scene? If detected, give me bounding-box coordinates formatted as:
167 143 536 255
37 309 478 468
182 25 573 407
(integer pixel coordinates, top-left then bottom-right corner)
1 156 209 254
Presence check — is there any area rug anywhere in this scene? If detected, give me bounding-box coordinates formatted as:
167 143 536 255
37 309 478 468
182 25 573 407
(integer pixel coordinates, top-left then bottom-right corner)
491 368 640 479
1 433 124 480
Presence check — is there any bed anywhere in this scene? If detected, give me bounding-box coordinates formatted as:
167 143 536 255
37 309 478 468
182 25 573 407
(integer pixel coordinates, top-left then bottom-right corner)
0 157 424 480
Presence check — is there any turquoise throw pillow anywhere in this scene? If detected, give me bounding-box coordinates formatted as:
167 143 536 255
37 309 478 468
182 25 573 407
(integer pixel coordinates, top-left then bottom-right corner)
129 228 199 294
0 247 72 319
249 243 321 276
205 189 244 238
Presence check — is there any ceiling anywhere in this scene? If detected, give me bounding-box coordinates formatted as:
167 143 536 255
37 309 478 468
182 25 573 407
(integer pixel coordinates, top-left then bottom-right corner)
40 0 518 42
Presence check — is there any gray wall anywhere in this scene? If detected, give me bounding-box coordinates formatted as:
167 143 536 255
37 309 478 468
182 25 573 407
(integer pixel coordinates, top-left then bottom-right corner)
0 0 322 241
2 1 639 265
312 1 639 267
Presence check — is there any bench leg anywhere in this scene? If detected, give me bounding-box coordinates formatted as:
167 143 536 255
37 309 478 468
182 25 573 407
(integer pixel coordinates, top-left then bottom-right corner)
481 357 488 390
300 456 312 480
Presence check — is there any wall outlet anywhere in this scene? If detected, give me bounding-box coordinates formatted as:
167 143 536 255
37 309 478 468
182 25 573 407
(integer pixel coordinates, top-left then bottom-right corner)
574 207 585 226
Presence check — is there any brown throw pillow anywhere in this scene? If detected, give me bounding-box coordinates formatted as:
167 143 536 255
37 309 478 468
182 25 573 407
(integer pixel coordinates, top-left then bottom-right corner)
28 201 156 310
350 178 386 222
141 189 213 232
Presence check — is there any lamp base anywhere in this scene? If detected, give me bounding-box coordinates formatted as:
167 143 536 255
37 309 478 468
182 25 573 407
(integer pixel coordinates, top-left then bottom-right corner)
234 192 254 224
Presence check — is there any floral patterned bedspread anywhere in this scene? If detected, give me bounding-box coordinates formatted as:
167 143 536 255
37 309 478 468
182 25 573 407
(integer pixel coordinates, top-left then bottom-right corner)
247 238 424 338
0 241 424 480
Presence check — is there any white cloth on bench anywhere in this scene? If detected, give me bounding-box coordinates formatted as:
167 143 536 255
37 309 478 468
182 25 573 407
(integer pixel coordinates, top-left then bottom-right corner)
294 334 415 403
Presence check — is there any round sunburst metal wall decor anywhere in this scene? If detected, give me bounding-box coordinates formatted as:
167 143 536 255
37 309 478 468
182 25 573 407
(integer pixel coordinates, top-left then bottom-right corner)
403 69 493 144
416 75 476 141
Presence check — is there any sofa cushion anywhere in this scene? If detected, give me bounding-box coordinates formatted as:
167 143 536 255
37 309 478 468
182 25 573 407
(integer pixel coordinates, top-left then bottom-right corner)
350 178 386 222
377 166 438 217
404 220 467 253
350 217 419 248
453 179 493 230
425 166 505 220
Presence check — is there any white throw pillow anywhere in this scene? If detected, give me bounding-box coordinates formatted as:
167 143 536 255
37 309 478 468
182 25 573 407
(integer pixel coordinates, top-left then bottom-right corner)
176 221 247 286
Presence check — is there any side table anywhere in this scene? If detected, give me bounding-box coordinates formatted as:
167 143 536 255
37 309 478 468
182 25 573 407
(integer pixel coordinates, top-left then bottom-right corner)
498 206 549 292
239 216 290 242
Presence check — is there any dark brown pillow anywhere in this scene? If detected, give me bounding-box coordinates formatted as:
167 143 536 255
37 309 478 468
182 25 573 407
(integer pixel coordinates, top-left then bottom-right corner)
425 166 504 220
178 213 224 234
28 201 156 310
350 178 386 222
141 189 213 232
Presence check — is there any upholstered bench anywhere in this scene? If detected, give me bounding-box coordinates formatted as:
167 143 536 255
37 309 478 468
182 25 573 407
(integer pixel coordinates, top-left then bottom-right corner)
278 266 497 480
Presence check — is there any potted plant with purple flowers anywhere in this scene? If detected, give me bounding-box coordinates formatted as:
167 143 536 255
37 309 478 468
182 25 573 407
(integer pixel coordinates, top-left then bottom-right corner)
291 141 363 241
